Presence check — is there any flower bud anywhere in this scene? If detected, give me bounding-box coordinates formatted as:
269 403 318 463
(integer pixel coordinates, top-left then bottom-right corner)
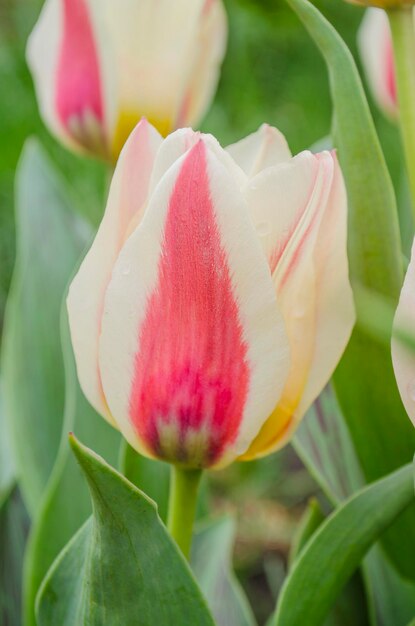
27 0 227 161
67 121 355 468
358 9 398 118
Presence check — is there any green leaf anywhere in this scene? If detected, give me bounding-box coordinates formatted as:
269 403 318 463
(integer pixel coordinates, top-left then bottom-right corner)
0 488 29 626
192 516 256 626
0 384 15 508
289 498 325 566
295 387 415 626
119 440 170 522
271 464 414 626
289 499 370 626
285 0 415 580
23 312 120 626
2 139 91 514
36 436 215 626
294 386 364 504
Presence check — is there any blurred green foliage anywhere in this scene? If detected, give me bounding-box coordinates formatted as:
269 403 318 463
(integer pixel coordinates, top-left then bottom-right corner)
0 0 406 327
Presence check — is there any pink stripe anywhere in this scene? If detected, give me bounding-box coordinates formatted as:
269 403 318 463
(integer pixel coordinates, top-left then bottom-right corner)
55 0 104 130
129 142 250 467
385 36 397 107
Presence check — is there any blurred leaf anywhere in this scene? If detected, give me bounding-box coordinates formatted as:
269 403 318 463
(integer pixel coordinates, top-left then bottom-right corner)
0 488 29 626
286 0 415 580
0 383 15 508
192 516 256 626
23 313 120 626
365 546 415 626
294 386 364 503
2 139 90 514
272 464 414 626
119 441 170 523
36 437 215 626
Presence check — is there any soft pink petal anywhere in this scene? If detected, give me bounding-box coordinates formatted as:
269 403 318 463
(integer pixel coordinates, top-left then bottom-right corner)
67 120 162 424
99 139 290 467
226 124 292 178
358 9 397 119
243 151 354 458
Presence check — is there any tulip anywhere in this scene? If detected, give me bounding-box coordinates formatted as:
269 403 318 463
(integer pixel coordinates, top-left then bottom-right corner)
26 0 227 161
358 9 398 118
392 240 415 427
67 120 355 468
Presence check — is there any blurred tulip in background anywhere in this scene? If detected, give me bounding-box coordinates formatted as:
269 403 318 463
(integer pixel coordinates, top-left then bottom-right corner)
26 0 227 161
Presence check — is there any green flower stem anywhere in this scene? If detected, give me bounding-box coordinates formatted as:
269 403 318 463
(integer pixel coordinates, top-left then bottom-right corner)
167 465 202 559
388 7 415 221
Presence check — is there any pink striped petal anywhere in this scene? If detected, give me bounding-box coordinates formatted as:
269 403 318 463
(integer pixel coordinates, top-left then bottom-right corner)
99 139 290 467
358 9 397 119
27 0 108 156
243 151 320 268
149 128 246 195
392 240 415 427
242 151 354 458
226 124 292 178
67 119 162 425
295 154 355 419
55 0 105 153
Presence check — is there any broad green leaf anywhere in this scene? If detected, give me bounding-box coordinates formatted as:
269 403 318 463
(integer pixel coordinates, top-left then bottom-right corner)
272 464 414 626
2 139 90 514
23 314 120 626
192 517 256 626
294 387 415 626
289 498 370 626
36 436 215 626
0 488 29 626
119 440 170 522
285 0 415 579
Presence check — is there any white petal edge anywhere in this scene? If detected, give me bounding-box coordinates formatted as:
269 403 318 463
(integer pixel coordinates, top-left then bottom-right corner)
67 120 162 424
392 239 415 427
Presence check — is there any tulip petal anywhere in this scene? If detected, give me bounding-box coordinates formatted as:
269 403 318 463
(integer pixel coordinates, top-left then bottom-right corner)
358 9 397 118
243 151 320 267
67 120 162 424
149 128 246 195
27 0 68 146
296 156 355 419
27 0 108 156
226 124 292 177
242 151 354 459
99 0 227 155
176 0 228 128
392 240 415 427
99 139 290 467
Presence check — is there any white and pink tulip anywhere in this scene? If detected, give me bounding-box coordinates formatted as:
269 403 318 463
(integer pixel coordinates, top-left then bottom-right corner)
27 0 227 160
67 121 355 468
358 8 398 118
